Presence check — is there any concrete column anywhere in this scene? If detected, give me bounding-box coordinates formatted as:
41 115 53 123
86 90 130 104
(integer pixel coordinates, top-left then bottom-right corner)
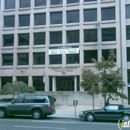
52 76 56 91
74 76 77 91
28 76 32 86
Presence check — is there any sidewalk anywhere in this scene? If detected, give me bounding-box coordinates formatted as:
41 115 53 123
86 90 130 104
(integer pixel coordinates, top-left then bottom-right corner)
50 105 102 118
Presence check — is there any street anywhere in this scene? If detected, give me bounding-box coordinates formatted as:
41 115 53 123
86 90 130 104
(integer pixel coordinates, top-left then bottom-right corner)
0 116 128 130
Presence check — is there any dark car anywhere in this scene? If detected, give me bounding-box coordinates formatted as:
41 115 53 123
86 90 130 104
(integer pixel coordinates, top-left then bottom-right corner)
0 95 56 119
79 104 130 122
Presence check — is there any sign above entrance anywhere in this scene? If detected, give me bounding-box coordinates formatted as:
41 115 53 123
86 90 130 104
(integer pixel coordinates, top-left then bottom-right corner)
49 46 79 55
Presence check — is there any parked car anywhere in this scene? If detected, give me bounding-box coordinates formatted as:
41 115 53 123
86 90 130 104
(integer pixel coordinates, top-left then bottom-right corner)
79 104 130 122
0 95 56 119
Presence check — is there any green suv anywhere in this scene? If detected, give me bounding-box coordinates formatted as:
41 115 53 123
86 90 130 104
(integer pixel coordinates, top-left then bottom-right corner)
0 95 56 119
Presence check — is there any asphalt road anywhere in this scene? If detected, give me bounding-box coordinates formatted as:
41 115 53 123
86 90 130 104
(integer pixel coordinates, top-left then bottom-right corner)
0 116 129 130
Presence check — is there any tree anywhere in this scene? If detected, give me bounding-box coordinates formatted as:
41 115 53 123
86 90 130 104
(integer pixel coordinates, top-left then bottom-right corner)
0 81 35 98
81 49 127 106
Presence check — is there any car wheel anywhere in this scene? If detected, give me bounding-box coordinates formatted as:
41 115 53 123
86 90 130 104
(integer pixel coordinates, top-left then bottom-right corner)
0 109 6 118
122 114 130 122
32 109 42 119
86 113 95 122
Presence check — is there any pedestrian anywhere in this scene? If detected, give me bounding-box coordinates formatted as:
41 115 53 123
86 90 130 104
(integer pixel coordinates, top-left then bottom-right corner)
105 98 110 106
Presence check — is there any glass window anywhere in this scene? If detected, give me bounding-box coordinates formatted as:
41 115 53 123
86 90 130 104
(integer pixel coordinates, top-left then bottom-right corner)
18 53 29 65
84 0 96 2
50 31 62 44
5 0 15 9
50 12 62 24
84 29 97 42
67 0 79 4
84 9 97 22
51 0 62 5
67 30 79 43
34 96 47 103
14 97 24 103
101 7 115 21
4 15 15 28
24 96 33 103
126 5 130 19
33 52 45 65
1 77 12 89
3 34 14 46
102 28 116 41
20 0 30 8
127 47 130 62
2 54 13 66
34 13 46 26
35 0 46 7
106 105 118 110
67 10 79 23
19 14 30 26
18 33 29 46
126 26 130 40
33 76 44 91
34 32 45 45
66 54 79 64
49 55 62 64
17 76 28 84
84 50 97 63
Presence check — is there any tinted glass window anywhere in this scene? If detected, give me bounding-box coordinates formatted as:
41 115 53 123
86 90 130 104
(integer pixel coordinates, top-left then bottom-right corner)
1 77 12 89
66 54 79 64
84 9 97 22
106 106 118 110
5 0 15 9
18 53 29 65
34 32 45 45
18 33 29 46
50 31 62 44
49 55 62 64
3 34 14 46
102 28 116 41
126 26 130 40
35 0 46 7
2 54 13 66
101 7 115 21
20 0 30 8
34 97 47 103
4 16 15 28
126 5 130 19
14 97 24 103
127 47 130 62
51 0 62 5
50 12 62 24
67 0 79 4
84 0 96 2
24 97 33 103
34 13 46 25
67 10 79 23
17 76 28 84
19 15 30 26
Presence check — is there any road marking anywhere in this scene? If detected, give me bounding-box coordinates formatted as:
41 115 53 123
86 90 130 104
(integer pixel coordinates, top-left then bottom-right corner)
14 125 66 129
32 120 75 124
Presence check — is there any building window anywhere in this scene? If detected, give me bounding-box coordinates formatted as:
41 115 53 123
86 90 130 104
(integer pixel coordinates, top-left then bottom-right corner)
19 14 30 27
67 10 79 23
34 32 45 45
50 12 62 24
66 54 79 64
33 52 45 65
50 0 62 5
49 55 62 64
3 34 14 46
84 9 97 22
2 54 13 66
34 13 46 26
35 0 46 7
102 49 116 61
17 76 28 85
84 50 97 63
67 30 79 43
4 15 15 28
101 7 115 21
84 29 97 42
84 0 96 2
127 47 130 62
33 76 44 91
67 0 79 4
102 28 116 41
126 5 130 19
126 26 130 40
20 0 30 8
1 77 12 89
5 0 15 9
18 33 29 46
18 53 29 65
50 31 62 44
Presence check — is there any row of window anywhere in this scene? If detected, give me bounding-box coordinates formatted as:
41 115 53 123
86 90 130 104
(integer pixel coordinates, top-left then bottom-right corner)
3 0 111 10
2 28 117 47
1 49 116 66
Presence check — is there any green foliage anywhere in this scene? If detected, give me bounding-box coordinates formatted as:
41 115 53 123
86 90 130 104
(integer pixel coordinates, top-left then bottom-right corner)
81 49 127 102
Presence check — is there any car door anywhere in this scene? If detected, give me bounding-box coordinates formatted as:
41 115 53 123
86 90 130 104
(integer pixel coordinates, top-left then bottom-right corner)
8 97 24 115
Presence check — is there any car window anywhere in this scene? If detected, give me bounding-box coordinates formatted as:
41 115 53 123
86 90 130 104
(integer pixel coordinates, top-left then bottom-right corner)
106 105 118 110
14 97 24 103
24 96 34 103
34 96 48 103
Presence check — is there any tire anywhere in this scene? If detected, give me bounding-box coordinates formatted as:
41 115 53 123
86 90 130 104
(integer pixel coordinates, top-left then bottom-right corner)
86 113 95 122
32 109 42 119
0 109 6 118
122 114 130 122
